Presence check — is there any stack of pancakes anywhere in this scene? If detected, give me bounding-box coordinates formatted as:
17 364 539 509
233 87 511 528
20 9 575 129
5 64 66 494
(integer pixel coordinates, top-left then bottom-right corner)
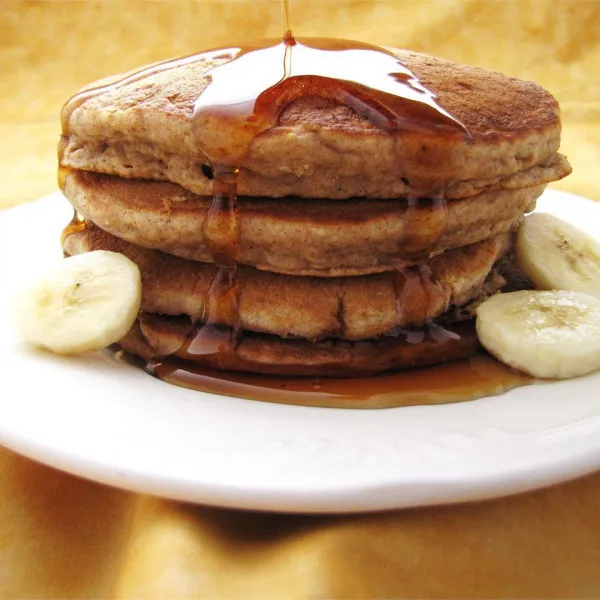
59 48 571 376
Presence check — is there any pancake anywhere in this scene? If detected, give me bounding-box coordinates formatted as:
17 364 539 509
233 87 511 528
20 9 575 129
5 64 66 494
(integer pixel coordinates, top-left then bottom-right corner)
63 223 511 341
65 169 540 276
60 48 571 200
120 315 480 377
56 42 571 380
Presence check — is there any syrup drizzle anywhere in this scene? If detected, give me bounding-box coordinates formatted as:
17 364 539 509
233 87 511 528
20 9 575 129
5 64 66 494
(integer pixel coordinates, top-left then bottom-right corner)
57 135 70 191
173 0 469 369
282 0 294 41
146 350 532 410
192 36 468 165
60 210 88 246
57 0 518 407
179 164 242 367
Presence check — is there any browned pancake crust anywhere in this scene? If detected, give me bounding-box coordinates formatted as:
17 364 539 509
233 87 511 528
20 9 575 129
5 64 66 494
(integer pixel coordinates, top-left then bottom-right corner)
61 48 570 199
63 224 511 341
65 169 539 276
120 315 479 377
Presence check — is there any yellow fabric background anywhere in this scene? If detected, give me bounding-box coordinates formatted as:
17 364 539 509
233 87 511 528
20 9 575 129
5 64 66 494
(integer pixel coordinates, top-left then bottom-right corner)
1 0 600 597
1 0 600 208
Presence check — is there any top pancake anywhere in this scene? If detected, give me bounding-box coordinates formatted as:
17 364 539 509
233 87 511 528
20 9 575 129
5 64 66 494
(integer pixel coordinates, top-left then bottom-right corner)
60 46 568 199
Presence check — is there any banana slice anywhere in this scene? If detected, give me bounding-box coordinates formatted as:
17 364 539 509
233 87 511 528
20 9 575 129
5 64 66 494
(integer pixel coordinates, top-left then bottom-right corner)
476 290 600 379
515 212 600 298
15 250 142 355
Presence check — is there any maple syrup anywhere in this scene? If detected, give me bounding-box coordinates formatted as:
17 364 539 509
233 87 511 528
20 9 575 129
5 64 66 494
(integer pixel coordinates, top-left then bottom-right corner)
191 37 468 166
175 1 469 371
136 316 533 409
57 135 71 191
59 0 533 407
145 349 532 410
60 210 88 246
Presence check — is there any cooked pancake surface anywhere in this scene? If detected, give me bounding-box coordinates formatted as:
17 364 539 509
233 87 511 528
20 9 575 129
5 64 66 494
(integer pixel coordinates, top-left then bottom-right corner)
63 223 511 341
120 315 480 377
65 170 538 276
56 44 571 379
60 48 571 199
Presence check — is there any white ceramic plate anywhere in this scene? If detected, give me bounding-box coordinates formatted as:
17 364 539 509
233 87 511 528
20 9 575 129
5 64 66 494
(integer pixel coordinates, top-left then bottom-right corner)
1 190 600 513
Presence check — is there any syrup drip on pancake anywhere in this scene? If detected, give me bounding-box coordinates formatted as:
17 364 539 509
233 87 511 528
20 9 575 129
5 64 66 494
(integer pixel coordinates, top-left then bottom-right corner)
57 135 71 192
176 165 242 367
60 211 89 247
389 264 454 341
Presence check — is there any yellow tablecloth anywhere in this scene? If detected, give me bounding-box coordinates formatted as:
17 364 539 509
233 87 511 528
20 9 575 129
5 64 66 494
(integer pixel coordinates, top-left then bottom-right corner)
1 1 600 597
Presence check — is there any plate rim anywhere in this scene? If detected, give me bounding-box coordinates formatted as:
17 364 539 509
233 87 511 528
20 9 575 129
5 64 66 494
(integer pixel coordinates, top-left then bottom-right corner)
1 188 600 514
